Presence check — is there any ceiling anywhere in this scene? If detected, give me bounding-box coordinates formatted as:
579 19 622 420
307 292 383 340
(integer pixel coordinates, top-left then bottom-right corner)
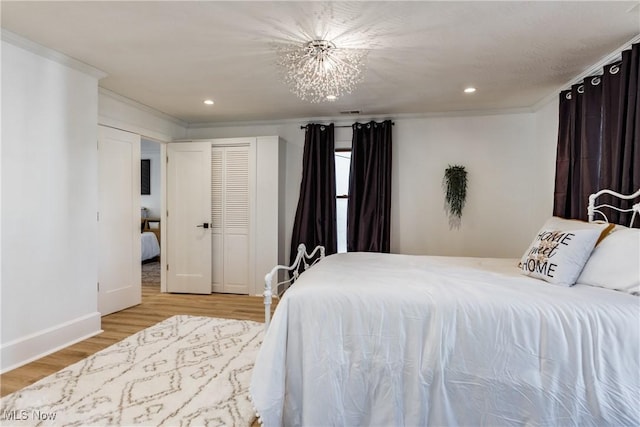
2 1 639 125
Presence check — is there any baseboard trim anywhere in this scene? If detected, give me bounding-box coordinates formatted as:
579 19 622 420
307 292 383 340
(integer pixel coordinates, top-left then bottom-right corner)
1 312 102 374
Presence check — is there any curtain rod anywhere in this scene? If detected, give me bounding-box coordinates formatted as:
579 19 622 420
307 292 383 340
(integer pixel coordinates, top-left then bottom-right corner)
300 122 395 129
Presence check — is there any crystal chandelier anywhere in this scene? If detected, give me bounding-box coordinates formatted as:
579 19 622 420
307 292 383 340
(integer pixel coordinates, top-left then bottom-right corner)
278 40 367 103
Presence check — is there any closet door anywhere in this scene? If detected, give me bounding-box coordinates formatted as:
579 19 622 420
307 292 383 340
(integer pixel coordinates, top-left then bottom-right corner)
211 148 224 292
211 145 251 294
166 142 212 294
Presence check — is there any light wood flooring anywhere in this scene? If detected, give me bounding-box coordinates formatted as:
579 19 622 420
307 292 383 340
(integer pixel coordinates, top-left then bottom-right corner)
1 282 275 398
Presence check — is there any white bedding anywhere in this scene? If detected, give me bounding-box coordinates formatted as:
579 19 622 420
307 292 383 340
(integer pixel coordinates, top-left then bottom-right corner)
141 231 160 261
250 252 640 426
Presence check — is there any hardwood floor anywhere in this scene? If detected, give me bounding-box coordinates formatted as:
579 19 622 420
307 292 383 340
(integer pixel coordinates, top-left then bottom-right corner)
0 283 275 398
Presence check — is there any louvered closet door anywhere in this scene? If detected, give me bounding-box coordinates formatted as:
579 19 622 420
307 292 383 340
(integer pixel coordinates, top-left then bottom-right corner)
211 145 250 294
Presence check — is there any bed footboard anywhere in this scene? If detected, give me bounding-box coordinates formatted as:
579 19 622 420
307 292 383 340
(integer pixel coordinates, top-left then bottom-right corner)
263 244 325 330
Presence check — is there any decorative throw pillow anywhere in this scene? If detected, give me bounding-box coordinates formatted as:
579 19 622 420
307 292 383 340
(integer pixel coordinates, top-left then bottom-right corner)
520 222 605 286
540 217 615 245
576 227 640 295
518 218 614 268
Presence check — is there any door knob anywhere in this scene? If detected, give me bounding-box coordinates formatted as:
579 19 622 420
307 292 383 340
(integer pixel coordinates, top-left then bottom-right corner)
196 223 210 229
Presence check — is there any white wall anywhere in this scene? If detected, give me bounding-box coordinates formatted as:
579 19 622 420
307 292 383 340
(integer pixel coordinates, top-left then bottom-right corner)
141 139 162 218
255 136 283 294
1 40 102 372
388 113 544 257
533 97 560 221
186 109 559 263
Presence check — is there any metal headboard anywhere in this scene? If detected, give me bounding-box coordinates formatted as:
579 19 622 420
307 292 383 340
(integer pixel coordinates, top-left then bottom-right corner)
263 244 325 330
588 188 640 226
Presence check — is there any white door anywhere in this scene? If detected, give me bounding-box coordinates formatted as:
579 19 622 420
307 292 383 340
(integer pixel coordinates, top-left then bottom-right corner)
211 146 251 294
167 142 212 294
98 126 141 315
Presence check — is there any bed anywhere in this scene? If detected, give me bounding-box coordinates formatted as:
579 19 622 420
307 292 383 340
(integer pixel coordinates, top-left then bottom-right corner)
250 189 640 426
141 231 160 262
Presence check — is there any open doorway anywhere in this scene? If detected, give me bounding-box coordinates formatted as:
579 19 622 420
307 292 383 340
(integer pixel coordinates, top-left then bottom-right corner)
141 138 163 290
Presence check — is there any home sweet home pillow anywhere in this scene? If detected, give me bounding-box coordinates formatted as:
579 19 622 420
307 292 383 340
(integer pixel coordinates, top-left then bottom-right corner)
520 227 602 286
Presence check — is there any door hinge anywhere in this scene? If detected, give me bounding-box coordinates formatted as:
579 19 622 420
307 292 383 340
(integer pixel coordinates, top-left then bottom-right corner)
97 282 100 291
97 211 100 221
166 264 169 271
166 155 169 163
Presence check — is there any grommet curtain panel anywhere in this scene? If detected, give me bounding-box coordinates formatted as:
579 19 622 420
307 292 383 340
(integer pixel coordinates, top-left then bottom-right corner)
290 123 337 267
553 43 639 225
347 120 393 252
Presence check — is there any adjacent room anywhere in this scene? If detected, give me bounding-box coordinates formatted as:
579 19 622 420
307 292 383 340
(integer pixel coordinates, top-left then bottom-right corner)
1 1 638 426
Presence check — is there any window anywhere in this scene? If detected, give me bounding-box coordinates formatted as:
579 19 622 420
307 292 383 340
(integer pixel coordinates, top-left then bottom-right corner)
335 149 351 253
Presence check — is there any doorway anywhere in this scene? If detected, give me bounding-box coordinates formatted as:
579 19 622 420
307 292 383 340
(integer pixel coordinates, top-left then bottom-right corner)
140 138 163 291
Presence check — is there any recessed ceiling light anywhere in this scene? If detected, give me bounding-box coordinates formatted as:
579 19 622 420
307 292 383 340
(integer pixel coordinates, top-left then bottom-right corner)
326 95 337 101
204 99 214 105
464 87 476 94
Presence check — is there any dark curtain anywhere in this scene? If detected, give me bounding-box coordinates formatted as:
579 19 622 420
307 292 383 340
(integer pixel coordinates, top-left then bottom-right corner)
600 46 640 225
347 120 392 252
554 43 639 224
289 124 337 267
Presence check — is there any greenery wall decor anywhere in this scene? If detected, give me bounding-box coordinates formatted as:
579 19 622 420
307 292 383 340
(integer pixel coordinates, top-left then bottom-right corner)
443 165 468 229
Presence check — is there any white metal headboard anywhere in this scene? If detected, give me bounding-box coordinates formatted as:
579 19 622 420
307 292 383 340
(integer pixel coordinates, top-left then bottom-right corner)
263 244 325 330
588 188 640 226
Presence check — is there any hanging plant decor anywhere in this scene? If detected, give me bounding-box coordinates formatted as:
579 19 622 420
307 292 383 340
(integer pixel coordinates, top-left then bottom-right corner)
443 165 468 230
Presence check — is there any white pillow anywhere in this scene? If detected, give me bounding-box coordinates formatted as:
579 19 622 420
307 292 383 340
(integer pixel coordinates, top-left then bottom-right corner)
576 227 640 295
519 218 613 287
520 228 601 286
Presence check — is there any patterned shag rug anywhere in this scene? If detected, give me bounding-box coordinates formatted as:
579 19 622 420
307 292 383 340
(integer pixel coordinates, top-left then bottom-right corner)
1 315 263 426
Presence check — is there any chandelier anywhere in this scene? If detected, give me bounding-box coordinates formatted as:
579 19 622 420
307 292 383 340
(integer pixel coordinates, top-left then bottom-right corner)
278 40 367 103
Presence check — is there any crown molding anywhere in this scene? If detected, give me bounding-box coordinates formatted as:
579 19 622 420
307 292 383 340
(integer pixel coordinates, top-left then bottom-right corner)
185 107 535 130
532 33 640 111
99 87 188 128
1 29 107 79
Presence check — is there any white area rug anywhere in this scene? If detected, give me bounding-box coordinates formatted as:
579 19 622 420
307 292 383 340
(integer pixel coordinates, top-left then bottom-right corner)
1 315 263 426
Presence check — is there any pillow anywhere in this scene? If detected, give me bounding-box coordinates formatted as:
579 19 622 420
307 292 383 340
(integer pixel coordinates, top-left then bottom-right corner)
541 217 615 245
576 227 640 295
519 217 613 286
518 218 613 267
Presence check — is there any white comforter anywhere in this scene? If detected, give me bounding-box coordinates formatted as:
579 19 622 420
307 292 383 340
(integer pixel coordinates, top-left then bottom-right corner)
141 231 160 261
250 252 640 427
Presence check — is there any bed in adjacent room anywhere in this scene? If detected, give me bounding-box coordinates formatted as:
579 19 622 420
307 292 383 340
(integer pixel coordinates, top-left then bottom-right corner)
141 231 160 262
250 189 640 426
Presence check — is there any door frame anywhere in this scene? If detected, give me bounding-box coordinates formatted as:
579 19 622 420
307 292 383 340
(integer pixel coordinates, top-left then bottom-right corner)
160 140 167 293
139 137 168 293
96 121 168 297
